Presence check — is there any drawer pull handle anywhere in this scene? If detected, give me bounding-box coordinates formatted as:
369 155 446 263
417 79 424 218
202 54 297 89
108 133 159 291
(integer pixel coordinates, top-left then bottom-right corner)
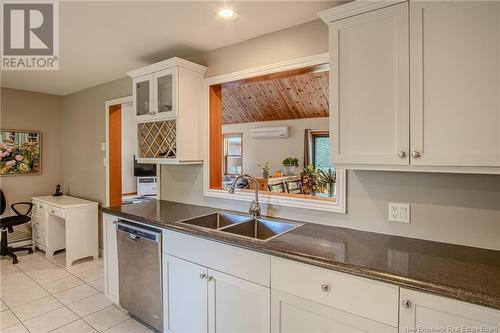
199 273 207 280
398 151 406 158
207 276 214 282
321 284 329 292
402 299 412 309
51 210 55 214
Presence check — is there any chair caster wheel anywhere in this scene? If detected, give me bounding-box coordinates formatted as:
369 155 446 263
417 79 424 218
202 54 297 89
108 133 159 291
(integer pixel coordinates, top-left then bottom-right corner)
12 258 18 264
28 249 33 254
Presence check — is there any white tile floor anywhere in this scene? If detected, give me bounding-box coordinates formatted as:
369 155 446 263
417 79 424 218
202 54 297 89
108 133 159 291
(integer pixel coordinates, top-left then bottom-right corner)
1 251 155 333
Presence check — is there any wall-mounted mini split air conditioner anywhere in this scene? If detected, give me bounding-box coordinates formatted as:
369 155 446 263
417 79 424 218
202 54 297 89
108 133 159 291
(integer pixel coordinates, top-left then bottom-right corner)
250 126 289 139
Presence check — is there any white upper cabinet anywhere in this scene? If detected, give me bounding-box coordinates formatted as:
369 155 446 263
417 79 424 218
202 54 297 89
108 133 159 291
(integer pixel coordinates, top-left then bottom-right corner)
410 1 500 168
319 0 500 174
127 57 207 164
329 2 409 166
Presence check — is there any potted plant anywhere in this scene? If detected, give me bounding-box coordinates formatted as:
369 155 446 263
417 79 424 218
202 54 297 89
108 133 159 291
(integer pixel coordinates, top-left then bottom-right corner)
282 157 299 176
258 162 270 179
318 168 337 197
301 164 319 195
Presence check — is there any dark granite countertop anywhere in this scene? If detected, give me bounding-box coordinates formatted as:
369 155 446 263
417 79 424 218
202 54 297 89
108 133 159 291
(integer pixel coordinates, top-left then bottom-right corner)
102 200 500 311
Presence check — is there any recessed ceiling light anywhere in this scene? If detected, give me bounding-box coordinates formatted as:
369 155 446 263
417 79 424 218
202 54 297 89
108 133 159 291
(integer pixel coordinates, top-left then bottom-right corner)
218 8 236 19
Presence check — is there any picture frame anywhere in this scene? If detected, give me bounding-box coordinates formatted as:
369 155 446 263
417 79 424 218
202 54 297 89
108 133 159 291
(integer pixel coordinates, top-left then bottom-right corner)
0 129 42 176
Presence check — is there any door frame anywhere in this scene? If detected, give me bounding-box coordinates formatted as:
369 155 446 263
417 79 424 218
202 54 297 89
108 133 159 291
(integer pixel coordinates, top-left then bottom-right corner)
104 95 160 207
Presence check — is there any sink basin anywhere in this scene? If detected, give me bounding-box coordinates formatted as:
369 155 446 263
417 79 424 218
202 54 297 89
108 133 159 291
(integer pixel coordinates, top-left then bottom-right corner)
220 218 301 241
179 212 251 230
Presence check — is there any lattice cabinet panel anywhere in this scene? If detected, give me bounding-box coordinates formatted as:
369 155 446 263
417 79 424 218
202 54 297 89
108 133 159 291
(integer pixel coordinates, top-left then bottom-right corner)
138 120 177 159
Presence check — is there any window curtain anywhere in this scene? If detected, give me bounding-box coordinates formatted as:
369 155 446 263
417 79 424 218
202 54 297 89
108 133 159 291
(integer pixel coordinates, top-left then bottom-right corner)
303 129 313 167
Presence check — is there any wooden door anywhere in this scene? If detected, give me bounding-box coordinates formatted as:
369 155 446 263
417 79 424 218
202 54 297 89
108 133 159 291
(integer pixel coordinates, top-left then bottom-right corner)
163 254 208 333
410 1 500 167
108 104 122 206
271 290 396 333
329 2 409 166
399 289 500 333
208 269 270 333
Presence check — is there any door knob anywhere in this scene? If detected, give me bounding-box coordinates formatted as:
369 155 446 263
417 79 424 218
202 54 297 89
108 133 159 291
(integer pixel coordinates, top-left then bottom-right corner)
398 151 406 158
411 151 421 158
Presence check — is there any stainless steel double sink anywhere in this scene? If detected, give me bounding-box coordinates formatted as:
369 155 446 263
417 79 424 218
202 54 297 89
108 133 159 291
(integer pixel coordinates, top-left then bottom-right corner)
178 212 302 242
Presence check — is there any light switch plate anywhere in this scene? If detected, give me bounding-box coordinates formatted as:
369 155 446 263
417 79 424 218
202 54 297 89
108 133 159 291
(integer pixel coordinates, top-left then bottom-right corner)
388 202 410 223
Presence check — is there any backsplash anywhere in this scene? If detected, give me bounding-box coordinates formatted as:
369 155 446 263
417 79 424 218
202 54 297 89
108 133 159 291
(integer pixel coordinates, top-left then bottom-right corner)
161 165 500 250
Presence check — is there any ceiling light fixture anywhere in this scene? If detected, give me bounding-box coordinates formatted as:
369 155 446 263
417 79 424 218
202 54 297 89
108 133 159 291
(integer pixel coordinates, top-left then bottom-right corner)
218 8 236 19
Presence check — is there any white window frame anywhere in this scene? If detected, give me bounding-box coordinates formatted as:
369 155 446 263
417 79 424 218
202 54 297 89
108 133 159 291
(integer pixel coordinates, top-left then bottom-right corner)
202 53 346 214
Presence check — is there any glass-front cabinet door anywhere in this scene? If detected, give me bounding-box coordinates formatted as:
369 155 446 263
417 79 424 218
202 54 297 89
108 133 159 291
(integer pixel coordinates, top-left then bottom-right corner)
133 74 154 120
154 68 177 118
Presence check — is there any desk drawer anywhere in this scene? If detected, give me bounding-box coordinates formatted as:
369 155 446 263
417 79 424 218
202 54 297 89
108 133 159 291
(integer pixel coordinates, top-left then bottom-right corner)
33 216 47 232
271 257 399 327
35 230 47 247
47 205 65 219
33 201 46 217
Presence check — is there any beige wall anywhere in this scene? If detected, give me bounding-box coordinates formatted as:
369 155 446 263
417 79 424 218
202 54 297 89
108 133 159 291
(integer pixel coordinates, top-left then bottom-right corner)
62 77 131 203
60 19 500 250
222 117 329 176
0 88 63 214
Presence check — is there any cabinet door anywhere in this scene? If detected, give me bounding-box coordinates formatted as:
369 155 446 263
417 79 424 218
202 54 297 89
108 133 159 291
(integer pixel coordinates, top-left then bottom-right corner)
410 1 500 167
208 269 270 333
399 289 499 333
163 254 208 333
133 74 154 120
103 214 119 304
154 68 177 119
330 2 409 165
271 290 396 333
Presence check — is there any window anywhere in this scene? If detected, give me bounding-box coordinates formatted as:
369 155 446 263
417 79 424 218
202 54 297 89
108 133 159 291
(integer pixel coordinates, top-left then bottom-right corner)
312 131 334 170
223 133 242 175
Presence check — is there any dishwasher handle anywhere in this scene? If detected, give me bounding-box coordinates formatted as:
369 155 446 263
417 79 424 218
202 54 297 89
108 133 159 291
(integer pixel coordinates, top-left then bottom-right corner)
117 220 161 243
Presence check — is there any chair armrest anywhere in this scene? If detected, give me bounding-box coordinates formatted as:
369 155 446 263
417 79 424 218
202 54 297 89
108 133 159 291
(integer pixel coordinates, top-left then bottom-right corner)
11 202 33 216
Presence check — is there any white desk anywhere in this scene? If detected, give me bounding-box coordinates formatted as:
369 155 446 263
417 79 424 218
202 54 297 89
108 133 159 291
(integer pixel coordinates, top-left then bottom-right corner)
31 195 98 267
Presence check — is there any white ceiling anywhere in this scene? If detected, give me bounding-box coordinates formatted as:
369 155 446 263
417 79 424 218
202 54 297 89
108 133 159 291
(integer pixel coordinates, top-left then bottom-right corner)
1 1 337 96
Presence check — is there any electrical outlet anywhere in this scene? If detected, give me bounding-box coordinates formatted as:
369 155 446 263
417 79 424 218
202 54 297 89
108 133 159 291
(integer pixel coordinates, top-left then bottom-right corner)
388 202 410 223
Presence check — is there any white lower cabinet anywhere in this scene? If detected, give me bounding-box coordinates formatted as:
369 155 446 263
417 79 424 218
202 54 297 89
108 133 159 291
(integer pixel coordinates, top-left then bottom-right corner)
162 254 270 333
208 269 270 333
96 226 500 333
271 290 396 333
399 289 500 333
163 254 208 333
103 214 119 304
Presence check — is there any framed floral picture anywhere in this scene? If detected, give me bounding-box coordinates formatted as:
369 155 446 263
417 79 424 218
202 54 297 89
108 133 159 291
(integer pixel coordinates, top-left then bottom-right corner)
0 130 41 176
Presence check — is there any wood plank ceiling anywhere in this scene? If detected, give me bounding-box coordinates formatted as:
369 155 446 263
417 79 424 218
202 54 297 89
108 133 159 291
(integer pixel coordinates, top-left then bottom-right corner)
221 71 329 125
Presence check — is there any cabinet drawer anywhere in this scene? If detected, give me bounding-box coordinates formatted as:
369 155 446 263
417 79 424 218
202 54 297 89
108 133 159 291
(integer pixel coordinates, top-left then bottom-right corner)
47 205 65 219
163 230 270 287
271 257 399 327
35 230 47 247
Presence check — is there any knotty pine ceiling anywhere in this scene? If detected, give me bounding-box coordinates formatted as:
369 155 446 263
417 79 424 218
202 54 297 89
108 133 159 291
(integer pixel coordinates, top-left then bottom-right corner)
221 71 329 125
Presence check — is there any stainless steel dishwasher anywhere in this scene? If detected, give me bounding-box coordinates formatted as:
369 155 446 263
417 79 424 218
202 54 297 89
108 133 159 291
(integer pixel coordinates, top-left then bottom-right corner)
117 219 163 331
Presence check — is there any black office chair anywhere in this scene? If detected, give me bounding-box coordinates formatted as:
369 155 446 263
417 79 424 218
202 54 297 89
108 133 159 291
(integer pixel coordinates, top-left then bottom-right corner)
0 190 33 264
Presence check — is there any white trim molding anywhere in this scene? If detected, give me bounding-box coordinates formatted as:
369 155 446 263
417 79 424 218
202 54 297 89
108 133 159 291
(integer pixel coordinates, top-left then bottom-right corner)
318 0 406 23
104 96 134 207
203 53 347 214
